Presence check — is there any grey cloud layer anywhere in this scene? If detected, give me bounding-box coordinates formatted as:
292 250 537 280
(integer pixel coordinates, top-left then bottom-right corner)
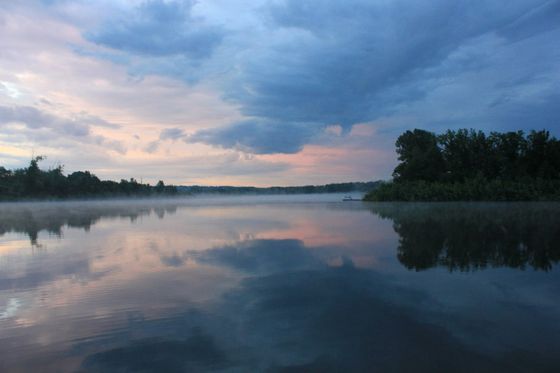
1 105 89 137
227 0 560 129
187 120 320 154
0 105 126 154
82 0 560 153
159 127 185 140
85 0 223 60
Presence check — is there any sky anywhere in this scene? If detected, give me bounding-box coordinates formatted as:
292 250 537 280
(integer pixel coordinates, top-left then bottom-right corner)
0 0 559 186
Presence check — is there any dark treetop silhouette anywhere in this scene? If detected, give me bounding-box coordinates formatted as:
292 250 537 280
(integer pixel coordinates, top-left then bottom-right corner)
0 156 177 200
365 129 560 201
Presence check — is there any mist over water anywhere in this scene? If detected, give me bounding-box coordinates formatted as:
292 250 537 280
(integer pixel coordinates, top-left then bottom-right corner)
0 196 559 372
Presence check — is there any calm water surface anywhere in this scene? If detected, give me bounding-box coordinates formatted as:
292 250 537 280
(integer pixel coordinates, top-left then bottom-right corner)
0 195 559 372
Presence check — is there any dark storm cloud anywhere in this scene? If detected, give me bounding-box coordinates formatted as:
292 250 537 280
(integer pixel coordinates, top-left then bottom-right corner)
78 0 560 154
497 0 560 41
187 120 320 154
85 0 224 60
231 0 558 123
490 92 560 132
157 0 560 154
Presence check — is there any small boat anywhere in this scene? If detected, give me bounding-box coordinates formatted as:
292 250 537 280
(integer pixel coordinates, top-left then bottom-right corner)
342 195 354 201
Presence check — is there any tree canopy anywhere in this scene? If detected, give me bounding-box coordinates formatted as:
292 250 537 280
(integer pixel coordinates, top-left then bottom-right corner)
365 129 560 201
0 157 177 200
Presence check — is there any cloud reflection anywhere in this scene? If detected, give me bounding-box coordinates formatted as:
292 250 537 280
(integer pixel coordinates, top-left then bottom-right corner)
77 265 554 372
1 200 559 372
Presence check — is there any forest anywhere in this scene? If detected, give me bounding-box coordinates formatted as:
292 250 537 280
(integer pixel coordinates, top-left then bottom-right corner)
0 156 177 200
365 129 560 201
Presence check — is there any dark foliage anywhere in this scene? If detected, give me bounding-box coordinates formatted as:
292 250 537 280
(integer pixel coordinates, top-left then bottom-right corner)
365 129 560 201
393 129 445 182
179 181 379 195
0 157 177 201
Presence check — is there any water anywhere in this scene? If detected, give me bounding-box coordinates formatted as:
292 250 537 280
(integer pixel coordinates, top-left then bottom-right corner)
0 195 559 372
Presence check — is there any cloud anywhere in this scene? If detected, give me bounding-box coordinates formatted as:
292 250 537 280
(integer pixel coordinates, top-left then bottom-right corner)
211 0 560 151
76 0 560 159
0 105 90 137
0 81 23 99
85 0 224 60
72 111 121 129
143 127 187 153
82 333 228 372
188 119 320 154
187 239 322 273
0 105 126 154
93 135 127 154
497 0 560 41
160 254 185 267
159 127 185 140
143 140 160 154
3 0 560 182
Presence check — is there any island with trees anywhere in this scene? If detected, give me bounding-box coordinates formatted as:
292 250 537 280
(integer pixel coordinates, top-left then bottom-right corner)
365 129 560 201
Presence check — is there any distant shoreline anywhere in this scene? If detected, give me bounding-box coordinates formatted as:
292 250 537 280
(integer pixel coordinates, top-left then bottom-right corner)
1 157 380 202
0 187 374 203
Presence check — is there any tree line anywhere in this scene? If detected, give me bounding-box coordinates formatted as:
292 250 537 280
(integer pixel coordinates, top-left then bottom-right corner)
365 129 560 201
0 157 177 200
179 181 379 195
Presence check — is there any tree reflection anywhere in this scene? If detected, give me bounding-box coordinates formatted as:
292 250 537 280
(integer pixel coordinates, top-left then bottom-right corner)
0 202 177 246
370 203 560 271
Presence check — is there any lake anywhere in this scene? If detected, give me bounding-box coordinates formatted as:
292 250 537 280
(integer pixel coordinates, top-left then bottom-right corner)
1 195 559 372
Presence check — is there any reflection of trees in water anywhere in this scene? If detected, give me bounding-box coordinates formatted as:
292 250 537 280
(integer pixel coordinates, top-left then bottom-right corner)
0 203 178 246
370 203 560 271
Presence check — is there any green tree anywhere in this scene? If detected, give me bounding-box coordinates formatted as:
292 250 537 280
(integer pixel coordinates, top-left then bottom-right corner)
438 129 492 182
365 128 560 202
488 131 526 180
24 156 46 195
45 165 68 197
68 171 101 195
156 180 165 193
524 130 560 179
393 129 444 182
